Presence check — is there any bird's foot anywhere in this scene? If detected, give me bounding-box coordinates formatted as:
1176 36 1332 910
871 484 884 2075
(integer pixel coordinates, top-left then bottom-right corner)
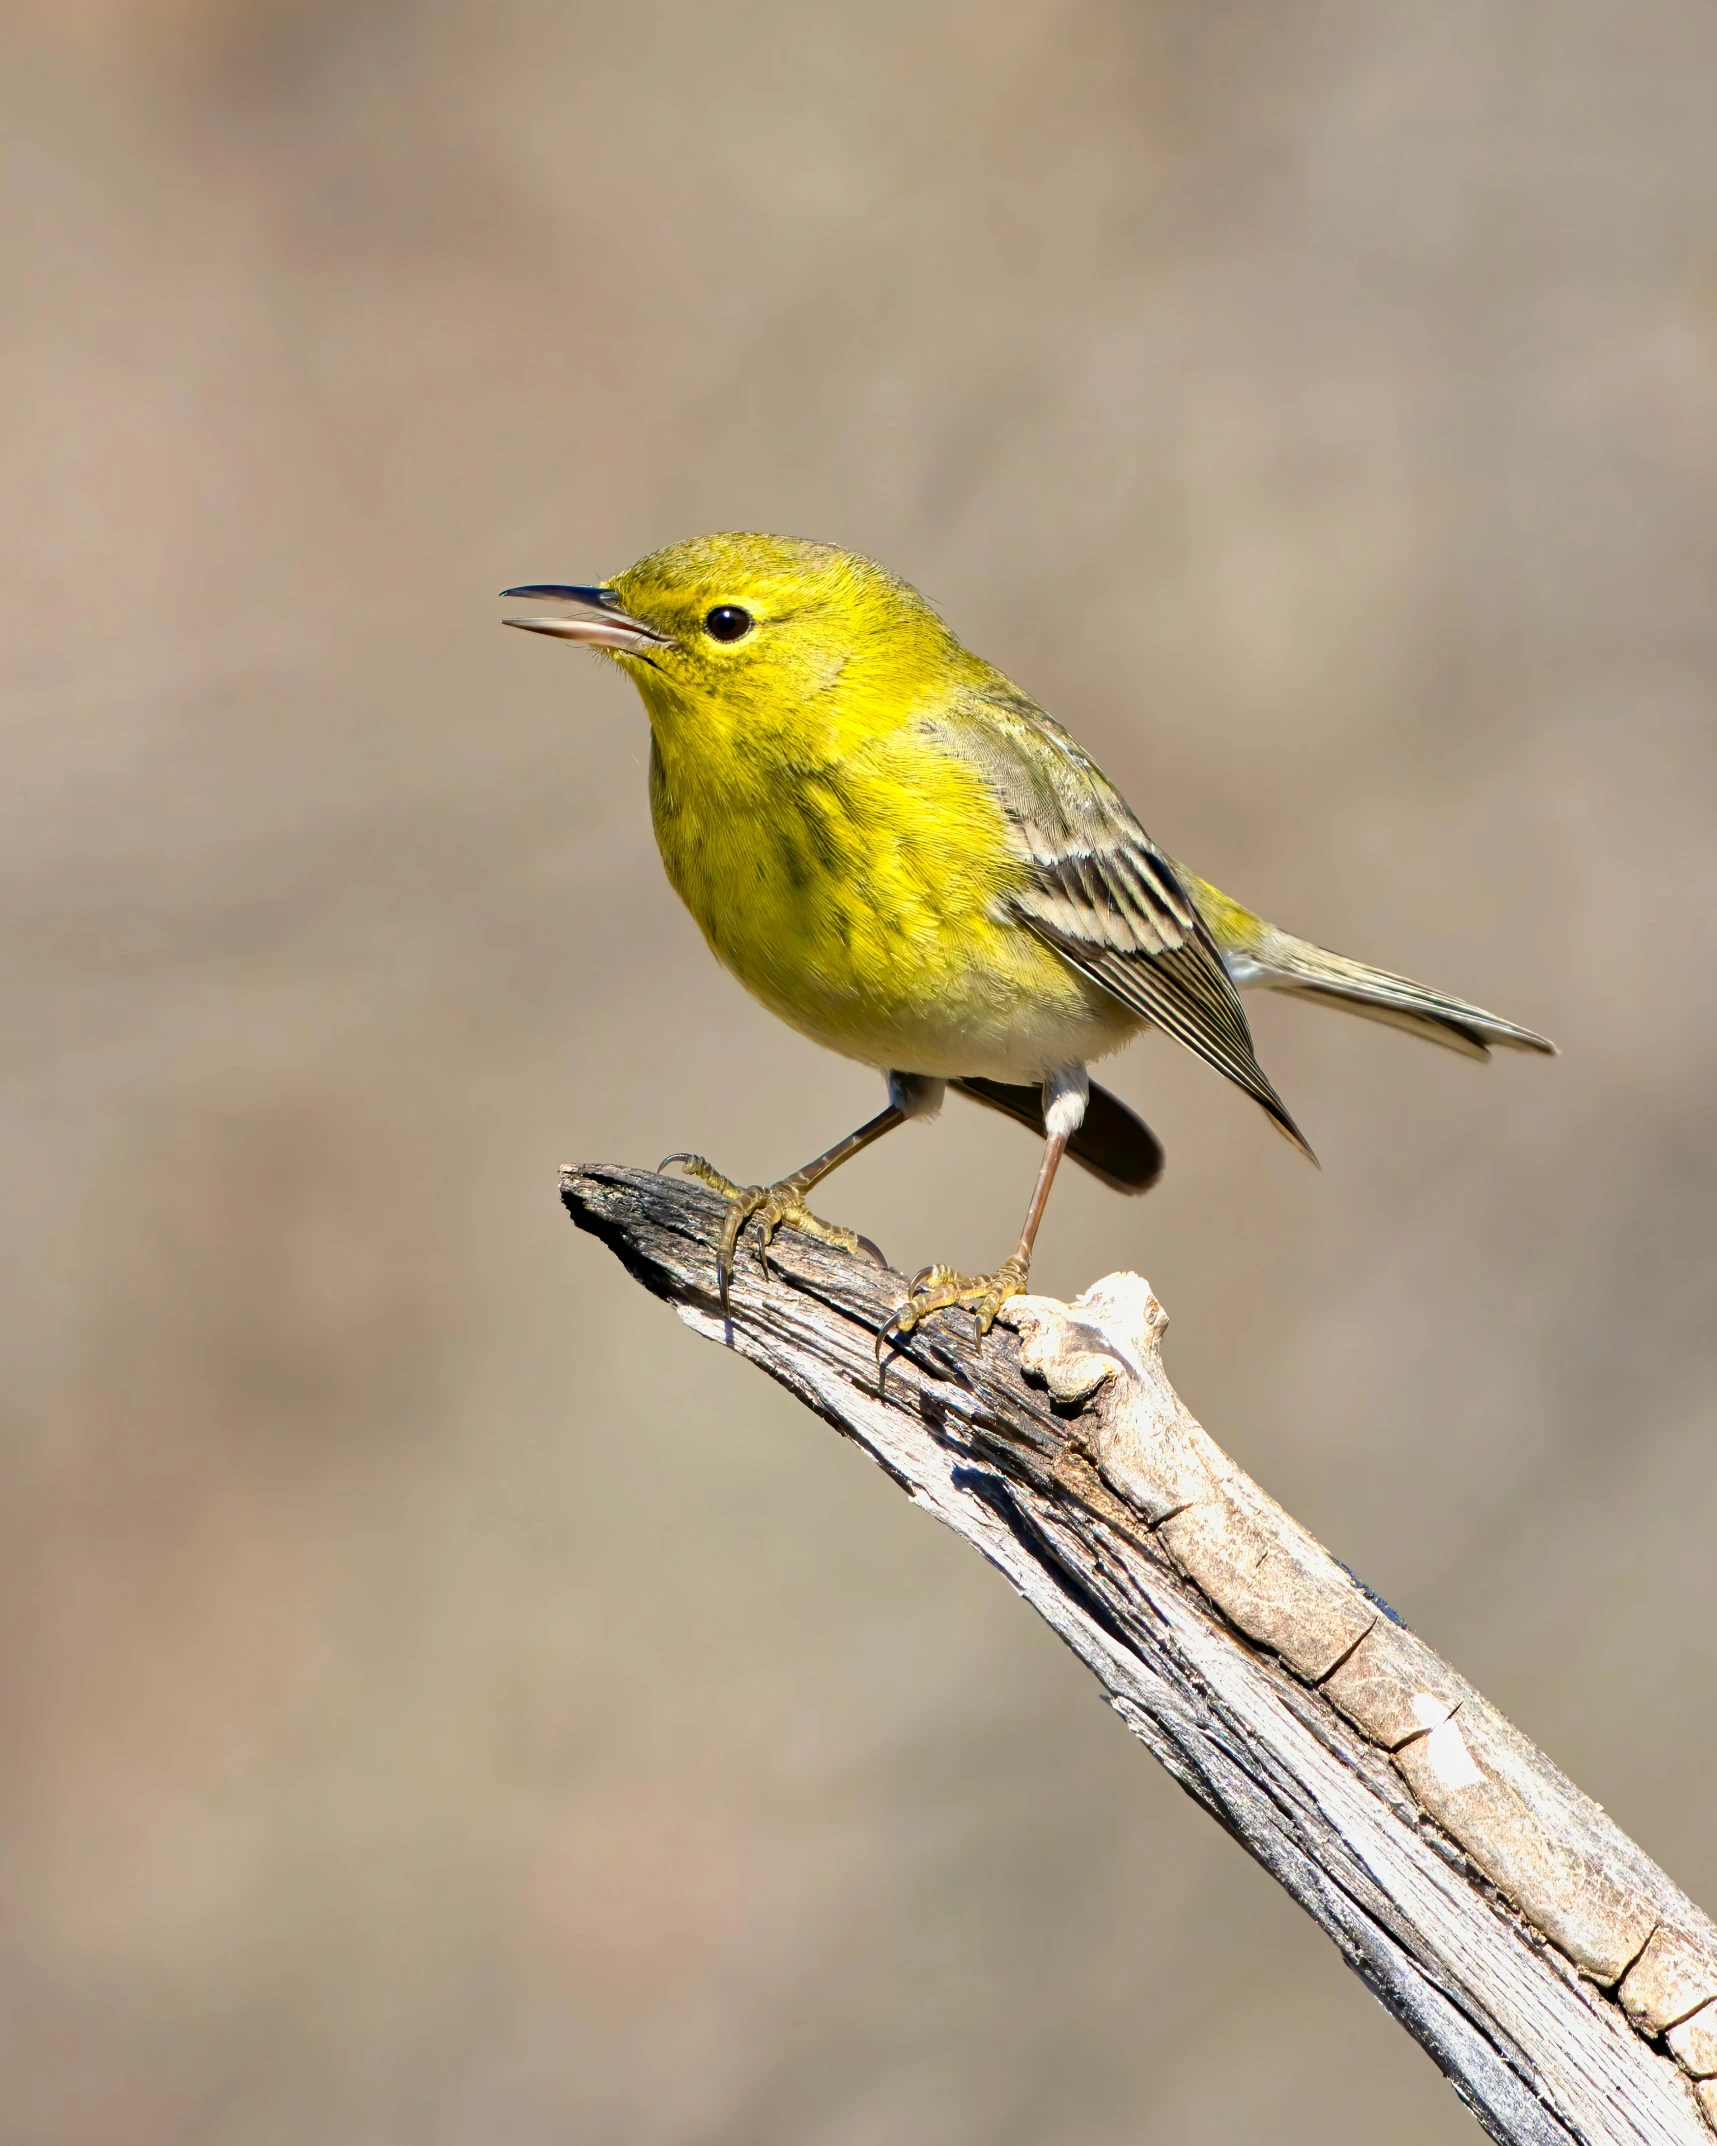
659 1154 880 1307
879 1254 1030 1353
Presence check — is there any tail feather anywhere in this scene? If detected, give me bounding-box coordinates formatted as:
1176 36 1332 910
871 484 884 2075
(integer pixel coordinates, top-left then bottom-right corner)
952 1077 1164 1194
1238 929 1556 1060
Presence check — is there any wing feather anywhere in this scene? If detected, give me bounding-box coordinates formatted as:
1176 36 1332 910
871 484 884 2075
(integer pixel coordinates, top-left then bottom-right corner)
923 691 1313 1159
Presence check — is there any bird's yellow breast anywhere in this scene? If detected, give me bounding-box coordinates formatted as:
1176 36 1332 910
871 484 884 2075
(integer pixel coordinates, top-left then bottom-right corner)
640 676 1132 1081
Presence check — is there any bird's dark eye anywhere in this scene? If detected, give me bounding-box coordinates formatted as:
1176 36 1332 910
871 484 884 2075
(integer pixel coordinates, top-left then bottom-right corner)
704 605 753 642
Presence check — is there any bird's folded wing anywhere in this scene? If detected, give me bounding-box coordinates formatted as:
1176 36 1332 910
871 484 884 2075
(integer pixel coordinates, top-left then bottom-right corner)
924 692 1313 1159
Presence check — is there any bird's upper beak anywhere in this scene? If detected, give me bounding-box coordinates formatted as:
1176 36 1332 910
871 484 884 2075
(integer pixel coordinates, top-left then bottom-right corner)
500 583 676 654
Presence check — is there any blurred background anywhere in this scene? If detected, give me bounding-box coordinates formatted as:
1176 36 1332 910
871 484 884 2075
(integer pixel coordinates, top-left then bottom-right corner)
4 2 1715 2140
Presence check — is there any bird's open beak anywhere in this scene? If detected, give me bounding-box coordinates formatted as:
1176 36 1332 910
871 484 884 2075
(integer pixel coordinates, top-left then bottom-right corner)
500 583 676 654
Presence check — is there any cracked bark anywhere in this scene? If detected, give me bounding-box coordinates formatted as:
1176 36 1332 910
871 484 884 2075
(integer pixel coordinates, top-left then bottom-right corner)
562 1162 1717 2146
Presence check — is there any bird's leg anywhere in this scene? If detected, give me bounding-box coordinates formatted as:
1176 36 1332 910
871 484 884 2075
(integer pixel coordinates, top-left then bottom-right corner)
882 1127 1069 1345
880 1066 1087 1350
662 1104 906 1308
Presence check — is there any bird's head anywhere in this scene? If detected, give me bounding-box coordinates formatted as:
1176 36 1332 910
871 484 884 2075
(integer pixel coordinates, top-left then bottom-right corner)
503 532 968 739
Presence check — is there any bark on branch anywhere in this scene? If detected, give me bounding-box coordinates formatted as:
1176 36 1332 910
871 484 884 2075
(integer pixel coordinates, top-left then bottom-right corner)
562 1162 1717 2146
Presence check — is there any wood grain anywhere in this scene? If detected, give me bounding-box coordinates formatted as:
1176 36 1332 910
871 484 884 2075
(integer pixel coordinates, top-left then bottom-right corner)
562 1162 1717 2146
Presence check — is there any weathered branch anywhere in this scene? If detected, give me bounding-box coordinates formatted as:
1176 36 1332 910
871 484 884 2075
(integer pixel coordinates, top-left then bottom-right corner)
563 1162 1717 2146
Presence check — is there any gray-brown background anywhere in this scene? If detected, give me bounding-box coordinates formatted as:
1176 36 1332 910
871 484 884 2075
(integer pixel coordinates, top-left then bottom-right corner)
4 3 1714 2141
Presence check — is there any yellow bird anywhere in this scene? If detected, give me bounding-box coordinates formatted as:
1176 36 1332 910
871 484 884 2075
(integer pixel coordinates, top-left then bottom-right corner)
504 533 1553 1342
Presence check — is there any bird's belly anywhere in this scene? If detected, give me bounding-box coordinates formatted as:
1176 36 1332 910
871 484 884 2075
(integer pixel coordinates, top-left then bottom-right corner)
736 916 1137 1082
654 778 1139 1081
826 972 1140 1082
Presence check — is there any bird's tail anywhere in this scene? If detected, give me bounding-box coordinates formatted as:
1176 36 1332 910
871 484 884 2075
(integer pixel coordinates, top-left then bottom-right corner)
1239 931 1554 1058
1185 874 1555 1060
1184 875 1553 1060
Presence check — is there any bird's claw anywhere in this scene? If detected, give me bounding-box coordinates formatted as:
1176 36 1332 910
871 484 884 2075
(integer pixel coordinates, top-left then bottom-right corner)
659 1152 746 1200
877 1255 1030 1357
659 1154 870 1307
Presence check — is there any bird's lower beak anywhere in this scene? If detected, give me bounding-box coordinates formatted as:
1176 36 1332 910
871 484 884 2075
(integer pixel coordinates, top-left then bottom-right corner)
500 582 676 655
